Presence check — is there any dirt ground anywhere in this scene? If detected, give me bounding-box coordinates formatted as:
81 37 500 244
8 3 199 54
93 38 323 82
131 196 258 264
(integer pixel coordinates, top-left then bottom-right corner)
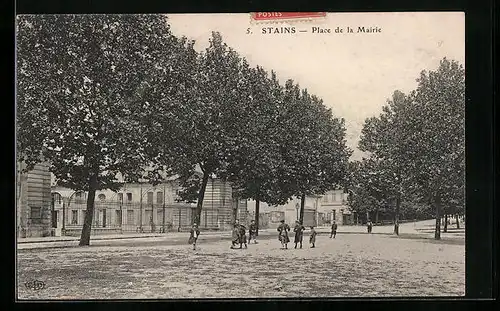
17 233 465 299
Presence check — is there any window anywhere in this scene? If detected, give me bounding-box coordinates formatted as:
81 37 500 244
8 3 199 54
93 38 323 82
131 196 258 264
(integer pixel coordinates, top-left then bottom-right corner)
332 193 337 202
240 199 246 204
71 210 78 224
332 210 336 221
75 192 82 199
127 210 134 225
323 195 328 203
98 194 106 201
157 192 163 204
30 207 42 224
118 193 123 203
147 192 153 204
126 193 132 202
52 193 62 204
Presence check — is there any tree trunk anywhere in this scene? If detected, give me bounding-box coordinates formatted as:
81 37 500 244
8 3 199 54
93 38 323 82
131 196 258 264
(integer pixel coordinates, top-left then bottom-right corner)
434 196 441 240
394 193 401 235
231 196 238 224
194 172 210 226
255 199 260 236
375 209 379 225
456 214 460 229
443 214 448 233
79 173 98 246
299 194 306 224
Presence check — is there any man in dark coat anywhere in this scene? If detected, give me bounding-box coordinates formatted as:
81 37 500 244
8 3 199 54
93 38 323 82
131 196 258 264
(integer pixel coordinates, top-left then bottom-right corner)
248 220 258 244
330 221 338 238
239 223 248 249
293 221 305 249
188 223 200 250
277 219 290 249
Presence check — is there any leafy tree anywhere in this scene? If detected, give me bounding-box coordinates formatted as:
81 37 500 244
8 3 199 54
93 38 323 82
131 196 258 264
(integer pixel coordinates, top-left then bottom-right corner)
274 80 351 223
153 32 251 226
220 67 286 233
346 159 394 224
403 58 465 239
359 90 417 234
16 14 194 245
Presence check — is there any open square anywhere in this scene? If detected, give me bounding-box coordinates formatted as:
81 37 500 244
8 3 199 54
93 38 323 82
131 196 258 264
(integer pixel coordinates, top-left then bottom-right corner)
17 226 465 299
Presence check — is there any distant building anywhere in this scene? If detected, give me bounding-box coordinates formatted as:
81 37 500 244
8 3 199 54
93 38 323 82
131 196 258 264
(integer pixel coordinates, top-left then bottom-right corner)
246 196 321 228
318 189 355 225
246 189 355 228
17 161 52 237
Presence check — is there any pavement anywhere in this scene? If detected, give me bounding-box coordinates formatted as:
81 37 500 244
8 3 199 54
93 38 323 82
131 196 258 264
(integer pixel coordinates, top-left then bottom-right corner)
17 219 464 250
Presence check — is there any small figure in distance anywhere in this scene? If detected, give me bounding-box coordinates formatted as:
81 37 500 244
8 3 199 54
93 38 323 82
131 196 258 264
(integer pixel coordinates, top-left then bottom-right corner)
188 223 200 250
309 226 317 248
248 219 258 244
239 222 248 249
277 219 290 249
293 220 305 249
330 221 337 238
231 219 240 249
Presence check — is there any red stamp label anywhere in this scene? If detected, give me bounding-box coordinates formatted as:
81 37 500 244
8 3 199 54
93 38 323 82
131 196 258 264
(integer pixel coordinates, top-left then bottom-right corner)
251 12 326 21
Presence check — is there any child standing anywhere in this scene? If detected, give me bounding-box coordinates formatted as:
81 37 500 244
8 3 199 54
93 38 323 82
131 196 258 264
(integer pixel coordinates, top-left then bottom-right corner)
248 220 258 244
188 223 200 250
293 221 305 249
330 221 338 238
309 226 317 248
277 220 290 249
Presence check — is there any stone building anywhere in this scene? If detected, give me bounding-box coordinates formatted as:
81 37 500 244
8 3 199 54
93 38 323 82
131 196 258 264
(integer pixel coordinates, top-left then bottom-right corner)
245 189 353 228
318 189 354 225
17 161 52 237
246 195 321 228
51 177 245 236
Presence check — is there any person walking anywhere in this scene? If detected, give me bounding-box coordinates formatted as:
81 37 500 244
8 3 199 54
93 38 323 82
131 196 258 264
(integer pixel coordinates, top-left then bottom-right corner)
248 220 258 244
309 226 317 248
293 221 305 249
231 220 241 249
277 219 290 249
330 221 338 238
239 222 248 249
188 223 200 250
367 220 373 234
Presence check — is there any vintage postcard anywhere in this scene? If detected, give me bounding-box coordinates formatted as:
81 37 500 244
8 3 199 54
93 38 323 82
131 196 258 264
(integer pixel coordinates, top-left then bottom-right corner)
16 12 465 299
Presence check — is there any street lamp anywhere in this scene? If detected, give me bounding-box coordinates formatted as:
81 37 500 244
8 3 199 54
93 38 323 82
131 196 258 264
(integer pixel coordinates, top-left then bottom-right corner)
295 203 299 222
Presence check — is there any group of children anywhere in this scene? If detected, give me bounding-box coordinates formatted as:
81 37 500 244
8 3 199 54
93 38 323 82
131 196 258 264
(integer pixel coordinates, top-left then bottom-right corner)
187 219 259 250
188 219 341 250
277 220 317 249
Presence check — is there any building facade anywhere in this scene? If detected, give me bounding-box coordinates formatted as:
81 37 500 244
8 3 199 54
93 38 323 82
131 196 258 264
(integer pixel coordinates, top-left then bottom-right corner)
17 161 52 238
246 196 321 228
318 189 355 225
245 189 355 228
51 178 243 236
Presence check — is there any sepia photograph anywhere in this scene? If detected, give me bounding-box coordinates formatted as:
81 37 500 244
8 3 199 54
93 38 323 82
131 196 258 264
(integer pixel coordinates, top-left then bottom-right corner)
16 12 465 299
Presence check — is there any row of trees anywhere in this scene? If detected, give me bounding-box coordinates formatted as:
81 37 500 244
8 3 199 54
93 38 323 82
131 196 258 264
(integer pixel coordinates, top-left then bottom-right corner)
17 14 351 246
346 58 465 239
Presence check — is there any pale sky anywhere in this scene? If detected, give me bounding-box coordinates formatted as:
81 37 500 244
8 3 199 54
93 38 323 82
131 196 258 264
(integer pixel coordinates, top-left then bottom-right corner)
166 12 465 159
